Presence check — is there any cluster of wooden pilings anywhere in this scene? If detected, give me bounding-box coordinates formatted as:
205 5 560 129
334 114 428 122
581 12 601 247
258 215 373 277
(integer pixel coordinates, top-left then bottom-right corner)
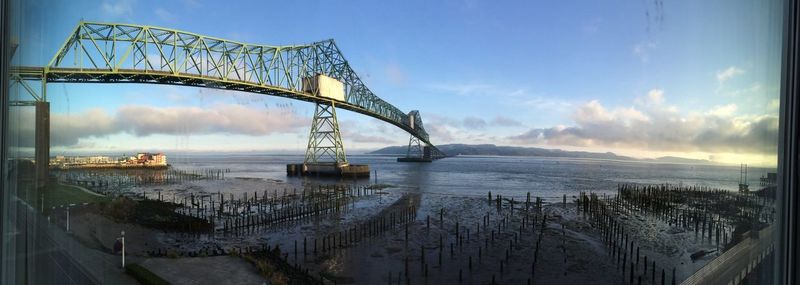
292 205 418 262
60 168 227 194
381 191 555 284
143 184 385 235
240 244 327 285
242 189 557 284
224 204 420 285
573 183 775 284
577 191 677 284
615 184 773 251
147 245 226 258
617 184 774 226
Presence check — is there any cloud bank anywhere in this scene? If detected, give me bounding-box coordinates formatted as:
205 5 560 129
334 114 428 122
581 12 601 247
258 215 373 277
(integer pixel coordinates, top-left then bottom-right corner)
508 89 778 155
12 104 308 147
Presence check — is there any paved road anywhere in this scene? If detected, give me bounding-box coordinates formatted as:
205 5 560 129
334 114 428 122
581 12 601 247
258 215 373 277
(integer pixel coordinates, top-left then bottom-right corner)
13 197 139 285
680 225 774 285
13 198 98 284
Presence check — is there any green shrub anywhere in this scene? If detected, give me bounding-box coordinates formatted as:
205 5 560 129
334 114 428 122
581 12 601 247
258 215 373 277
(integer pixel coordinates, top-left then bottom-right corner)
126 263 171 285
104 196 137 222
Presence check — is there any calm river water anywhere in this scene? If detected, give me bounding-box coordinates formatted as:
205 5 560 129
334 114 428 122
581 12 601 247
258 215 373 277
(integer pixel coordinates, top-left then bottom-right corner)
168 154 772 201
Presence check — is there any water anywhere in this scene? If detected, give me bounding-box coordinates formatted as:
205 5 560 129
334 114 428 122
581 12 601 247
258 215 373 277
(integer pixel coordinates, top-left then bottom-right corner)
167 154 772 201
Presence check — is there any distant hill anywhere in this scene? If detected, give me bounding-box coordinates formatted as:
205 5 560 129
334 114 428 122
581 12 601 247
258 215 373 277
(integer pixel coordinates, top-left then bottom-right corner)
643 156 710 164
369 144 711 164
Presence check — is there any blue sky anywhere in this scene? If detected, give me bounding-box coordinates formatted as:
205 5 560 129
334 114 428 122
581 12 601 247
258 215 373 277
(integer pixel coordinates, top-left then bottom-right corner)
9 0 783 165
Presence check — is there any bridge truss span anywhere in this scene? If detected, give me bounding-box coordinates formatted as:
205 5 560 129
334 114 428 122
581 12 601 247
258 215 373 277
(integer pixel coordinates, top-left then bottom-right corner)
13 21 444 163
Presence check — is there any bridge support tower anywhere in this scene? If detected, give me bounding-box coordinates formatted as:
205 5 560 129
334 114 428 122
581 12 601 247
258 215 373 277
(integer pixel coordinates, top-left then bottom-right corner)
287 101 369 177
304 102 347 166
397 135 433 162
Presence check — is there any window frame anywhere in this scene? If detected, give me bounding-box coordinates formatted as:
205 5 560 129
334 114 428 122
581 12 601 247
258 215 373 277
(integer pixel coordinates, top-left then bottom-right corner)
778 0 800 284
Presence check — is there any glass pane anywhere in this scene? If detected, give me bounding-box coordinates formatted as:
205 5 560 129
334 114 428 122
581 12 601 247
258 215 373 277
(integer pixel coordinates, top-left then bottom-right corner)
2 0 786 284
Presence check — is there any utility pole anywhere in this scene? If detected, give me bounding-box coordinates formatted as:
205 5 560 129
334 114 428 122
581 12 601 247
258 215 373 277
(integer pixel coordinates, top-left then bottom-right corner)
118 231 126 268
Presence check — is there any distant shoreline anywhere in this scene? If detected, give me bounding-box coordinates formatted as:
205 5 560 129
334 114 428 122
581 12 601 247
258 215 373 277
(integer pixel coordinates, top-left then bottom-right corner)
51 164 170 170
369 143 715 165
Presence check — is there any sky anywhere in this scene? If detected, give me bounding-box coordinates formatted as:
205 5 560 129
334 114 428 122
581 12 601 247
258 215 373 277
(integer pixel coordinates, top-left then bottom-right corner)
8 0 784 166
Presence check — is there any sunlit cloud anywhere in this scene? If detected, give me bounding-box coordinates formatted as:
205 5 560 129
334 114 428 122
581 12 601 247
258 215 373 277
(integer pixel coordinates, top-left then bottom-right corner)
716 66 745 84
116 104 306 136
13 104 309 147
508 90 778 156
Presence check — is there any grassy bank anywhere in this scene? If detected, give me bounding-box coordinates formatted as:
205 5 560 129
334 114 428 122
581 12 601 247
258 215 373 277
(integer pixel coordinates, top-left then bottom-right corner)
96 198 213 232
43 183 109 210
16 181 111 214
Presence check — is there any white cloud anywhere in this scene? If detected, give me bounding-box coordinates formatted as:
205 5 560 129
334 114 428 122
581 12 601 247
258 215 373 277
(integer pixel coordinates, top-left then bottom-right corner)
572 100 649 127
647 89 664 105
101 0 134 17
509 90 777 155
519 95 573 112
706 104 737 117
116 104 306 136
716 66 745 84
24 104 309 147
724 81 763 97
768 99 780 111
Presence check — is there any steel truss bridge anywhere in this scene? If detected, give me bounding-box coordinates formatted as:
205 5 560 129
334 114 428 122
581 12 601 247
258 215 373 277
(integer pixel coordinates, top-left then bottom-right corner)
10 21 445 172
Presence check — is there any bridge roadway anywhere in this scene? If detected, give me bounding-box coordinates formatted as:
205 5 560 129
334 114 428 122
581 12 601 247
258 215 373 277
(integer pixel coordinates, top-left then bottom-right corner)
680 225 774 285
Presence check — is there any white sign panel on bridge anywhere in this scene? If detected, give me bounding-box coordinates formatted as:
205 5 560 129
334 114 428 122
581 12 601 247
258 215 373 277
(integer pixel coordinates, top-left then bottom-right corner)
303 74 345 101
